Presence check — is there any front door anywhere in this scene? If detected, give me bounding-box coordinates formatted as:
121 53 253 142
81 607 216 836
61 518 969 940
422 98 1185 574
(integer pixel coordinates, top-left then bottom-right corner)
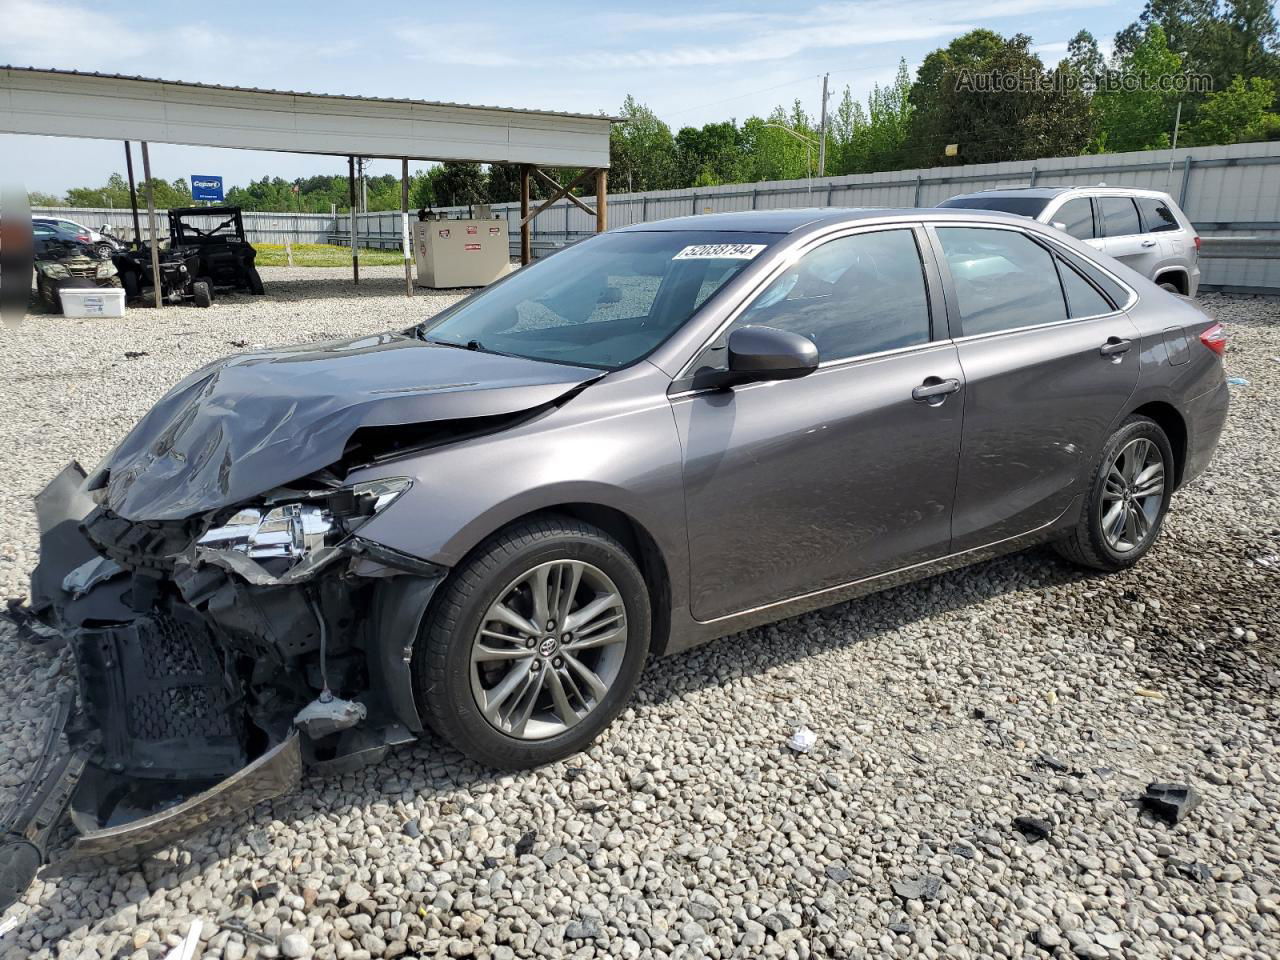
930 223 1141 550
673 226 965 622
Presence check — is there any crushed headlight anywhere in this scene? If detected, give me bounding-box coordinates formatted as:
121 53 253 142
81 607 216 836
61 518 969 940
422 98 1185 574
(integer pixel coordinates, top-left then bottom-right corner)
37 262 70 279
196 478 411 567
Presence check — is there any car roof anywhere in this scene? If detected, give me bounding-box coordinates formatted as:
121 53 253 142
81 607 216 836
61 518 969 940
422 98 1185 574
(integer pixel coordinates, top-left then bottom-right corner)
946 185 1174 202
615 206 1038 234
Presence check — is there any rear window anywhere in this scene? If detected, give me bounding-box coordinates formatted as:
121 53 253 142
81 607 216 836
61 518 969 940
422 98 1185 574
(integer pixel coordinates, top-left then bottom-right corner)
1099 197 1142 237
1136 197 1181 233
938 196 1051 218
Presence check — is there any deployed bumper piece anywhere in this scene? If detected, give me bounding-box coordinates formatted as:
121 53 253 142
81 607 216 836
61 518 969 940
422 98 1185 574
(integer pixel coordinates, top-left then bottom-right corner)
69 734 300 863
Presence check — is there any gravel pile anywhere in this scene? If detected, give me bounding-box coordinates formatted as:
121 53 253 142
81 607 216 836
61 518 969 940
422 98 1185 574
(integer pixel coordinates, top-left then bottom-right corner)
0 276 1277 960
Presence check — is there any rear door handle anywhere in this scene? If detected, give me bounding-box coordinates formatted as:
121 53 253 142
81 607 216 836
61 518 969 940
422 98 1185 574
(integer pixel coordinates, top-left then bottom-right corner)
1099 337 1132 357
912 377 961 403
1140 239 1158 248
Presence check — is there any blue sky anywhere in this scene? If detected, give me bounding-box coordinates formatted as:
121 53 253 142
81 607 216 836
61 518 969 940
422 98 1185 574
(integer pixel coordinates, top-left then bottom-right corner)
2 0 1142 196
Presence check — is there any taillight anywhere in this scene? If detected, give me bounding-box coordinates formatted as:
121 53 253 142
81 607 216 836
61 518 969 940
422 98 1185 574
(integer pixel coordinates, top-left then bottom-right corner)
1193 235 1201 251
1199 322 1227 356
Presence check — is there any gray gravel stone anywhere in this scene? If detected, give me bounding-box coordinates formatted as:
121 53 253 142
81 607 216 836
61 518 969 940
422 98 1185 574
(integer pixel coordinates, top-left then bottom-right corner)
0 284 1277 960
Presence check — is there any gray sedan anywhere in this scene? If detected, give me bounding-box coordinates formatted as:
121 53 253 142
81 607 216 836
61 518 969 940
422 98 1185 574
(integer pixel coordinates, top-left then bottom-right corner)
5 208 1228 895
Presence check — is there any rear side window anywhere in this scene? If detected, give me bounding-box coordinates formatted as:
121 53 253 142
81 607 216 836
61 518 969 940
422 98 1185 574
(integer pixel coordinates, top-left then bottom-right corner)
1099 197 1142 237
1057 259 1114 318
1136 197 1180 233
936 227 1067 335
1054 198 1095 240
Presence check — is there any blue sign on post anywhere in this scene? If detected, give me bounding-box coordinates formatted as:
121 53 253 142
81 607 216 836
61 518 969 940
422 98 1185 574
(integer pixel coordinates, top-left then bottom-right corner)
191 175 224 202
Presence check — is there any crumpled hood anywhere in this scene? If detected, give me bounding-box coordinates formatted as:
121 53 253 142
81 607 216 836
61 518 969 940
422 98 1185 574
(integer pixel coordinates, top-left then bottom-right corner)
94 332 598 520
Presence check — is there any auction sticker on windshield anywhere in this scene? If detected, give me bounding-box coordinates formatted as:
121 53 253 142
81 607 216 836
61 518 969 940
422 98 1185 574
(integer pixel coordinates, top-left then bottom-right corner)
673 243 767 260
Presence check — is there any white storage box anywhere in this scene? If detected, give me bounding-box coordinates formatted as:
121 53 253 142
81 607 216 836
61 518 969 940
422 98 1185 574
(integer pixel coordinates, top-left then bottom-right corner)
59 287 126 318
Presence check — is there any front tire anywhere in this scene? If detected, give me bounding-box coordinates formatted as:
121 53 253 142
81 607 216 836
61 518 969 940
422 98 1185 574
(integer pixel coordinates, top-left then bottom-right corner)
245 266 265 295
1054 416 1174 571
413 516 650 769
191 280 213 308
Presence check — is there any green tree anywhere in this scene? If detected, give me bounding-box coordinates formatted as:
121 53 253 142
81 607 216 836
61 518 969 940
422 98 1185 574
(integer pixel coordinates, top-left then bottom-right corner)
609 96 677 192
1092 25 1184 151
1185 74 1280 142
674 121 745 186
905 33 1089 165
26 190 62 206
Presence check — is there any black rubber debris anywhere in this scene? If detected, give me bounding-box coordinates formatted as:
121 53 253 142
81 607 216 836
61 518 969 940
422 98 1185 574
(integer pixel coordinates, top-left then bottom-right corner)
1141 782 1200 825
123 351 149 360
1013 816 1054 842
514 829 537 856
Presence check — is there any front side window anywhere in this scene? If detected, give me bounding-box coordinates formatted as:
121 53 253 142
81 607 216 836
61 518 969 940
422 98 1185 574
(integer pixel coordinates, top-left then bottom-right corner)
936 227 1068 336
1099 197 1142 237
1054 198 1095 240
701 229 931 368
420 230 777 369
1136 197 1180 233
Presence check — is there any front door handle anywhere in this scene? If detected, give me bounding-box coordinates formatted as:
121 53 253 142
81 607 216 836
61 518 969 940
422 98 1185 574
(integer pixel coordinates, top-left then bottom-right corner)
1099 337 1132 358
912 377 961 403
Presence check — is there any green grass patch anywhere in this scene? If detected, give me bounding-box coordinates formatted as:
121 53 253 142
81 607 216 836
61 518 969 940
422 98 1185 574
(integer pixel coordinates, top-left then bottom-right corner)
255 243 406 267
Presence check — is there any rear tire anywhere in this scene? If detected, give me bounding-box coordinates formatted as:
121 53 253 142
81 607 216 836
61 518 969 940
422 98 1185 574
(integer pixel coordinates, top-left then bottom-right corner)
413 515 650 769
192 280 212 308
121 270 140 301
245 266 265 295
37 277 60 313
1159 281 1181 294
1054 416 1174 571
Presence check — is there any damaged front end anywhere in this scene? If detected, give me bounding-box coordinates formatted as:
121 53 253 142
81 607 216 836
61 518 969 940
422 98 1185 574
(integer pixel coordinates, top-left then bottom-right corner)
2 462 447 908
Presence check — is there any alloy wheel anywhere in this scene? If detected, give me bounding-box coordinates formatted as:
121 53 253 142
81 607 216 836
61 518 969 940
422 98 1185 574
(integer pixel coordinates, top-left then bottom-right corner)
469 560 628 740
1101 437 1166 553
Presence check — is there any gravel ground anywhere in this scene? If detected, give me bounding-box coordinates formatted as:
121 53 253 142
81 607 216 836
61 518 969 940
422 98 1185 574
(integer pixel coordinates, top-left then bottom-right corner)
0 272 1277 960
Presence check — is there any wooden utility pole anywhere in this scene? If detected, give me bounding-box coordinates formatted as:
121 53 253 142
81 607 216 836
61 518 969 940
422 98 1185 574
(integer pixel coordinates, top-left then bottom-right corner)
140 142 162 309
519 165 532 265
123 141 142 245
401 158 412 296
818 73 830 179
595 169 608 232
348 156 359 284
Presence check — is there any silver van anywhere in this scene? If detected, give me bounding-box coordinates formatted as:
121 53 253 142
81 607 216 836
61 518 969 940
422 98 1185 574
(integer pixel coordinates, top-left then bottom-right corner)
940 186 1200 296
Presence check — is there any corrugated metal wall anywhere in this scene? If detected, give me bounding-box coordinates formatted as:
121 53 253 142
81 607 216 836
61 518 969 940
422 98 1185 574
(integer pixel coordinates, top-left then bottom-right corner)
35 141 1280 290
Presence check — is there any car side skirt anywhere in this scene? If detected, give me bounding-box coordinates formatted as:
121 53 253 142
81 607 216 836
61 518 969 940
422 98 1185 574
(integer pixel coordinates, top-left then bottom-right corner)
663 497 1081 654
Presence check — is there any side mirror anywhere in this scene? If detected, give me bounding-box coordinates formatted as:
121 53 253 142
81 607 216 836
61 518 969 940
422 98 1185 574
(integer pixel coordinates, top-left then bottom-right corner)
726 325 819 385
1051 221 1067 231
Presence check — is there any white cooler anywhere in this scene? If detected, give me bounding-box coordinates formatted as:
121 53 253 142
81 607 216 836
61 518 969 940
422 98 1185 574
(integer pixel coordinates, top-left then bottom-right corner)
59 287 126 318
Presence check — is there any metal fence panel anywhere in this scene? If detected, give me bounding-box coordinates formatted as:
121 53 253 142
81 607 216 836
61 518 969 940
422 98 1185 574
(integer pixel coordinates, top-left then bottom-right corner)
34 141 1280 291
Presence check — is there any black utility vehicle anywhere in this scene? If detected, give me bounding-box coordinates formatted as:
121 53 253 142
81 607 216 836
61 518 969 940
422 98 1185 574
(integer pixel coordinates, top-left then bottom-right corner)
168 206 264 295
113 206 264 308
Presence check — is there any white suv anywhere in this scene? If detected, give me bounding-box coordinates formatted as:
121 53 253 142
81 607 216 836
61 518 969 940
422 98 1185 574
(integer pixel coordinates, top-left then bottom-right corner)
939 186 1200 297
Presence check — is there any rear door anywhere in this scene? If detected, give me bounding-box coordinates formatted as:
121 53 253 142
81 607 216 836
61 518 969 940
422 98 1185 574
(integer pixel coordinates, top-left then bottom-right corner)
1097 195 1163 277
673 225 964 621
929 223 1140 550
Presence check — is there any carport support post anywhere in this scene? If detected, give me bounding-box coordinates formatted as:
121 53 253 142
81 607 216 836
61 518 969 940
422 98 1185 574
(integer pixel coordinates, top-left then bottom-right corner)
401 159 412 297
595 169 608 232
123 141 142 245
140 141 162 309
520 165 532 265
348 156 359 284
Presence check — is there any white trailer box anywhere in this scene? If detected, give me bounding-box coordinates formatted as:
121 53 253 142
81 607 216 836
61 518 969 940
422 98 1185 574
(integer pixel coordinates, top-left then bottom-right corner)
413 218 511 289
59 287 126 318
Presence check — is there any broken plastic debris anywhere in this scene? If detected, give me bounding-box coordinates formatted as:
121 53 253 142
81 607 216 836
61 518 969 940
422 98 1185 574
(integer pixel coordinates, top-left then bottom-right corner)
892 875 942 900
293 695 367 739
61 556 123 598
786 726 818 753
1141 782 1200 825
0 913 18 937
1226 376 1249 386
1013 815 1053 842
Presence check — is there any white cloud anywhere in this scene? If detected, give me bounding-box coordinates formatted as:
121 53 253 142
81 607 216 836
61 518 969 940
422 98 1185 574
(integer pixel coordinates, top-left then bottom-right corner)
0 0 151 63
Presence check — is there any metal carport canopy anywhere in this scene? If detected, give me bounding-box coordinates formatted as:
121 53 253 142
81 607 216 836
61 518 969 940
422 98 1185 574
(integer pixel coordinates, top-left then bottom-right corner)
0 66 612 167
